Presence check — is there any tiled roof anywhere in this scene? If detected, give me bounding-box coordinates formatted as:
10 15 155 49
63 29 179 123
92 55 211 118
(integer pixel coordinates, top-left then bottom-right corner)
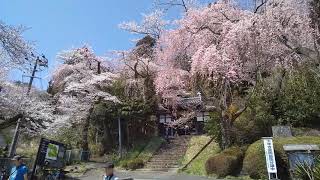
177 96 203 110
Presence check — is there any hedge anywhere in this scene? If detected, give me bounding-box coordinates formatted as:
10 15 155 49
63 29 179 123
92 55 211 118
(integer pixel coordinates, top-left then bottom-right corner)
205 146 246 177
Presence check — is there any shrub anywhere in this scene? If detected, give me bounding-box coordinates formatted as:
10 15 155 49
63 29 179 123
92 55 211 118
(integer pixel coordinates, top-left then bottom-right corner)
243 136 320 179
119 136 164 169
89 144 104 157
205 146 245 177
125 158 144 170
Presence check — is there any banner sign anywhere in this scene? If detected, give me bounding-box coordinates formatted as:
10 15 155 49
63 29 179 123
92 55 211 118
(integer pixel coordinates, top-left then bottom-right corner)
36 138 65 168
263 137 277 174
31 138 66 179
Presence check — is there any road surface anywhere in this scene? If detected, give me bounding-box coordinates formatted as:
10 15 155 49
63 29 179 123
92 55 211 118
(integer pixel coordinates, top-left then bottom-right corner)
78 168 214 180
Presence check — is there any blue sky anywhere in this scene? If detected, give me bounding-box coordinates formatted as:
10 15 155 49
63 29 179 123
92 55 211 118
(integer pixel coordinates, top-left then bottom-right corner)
1 0 159 89
0 0 249 90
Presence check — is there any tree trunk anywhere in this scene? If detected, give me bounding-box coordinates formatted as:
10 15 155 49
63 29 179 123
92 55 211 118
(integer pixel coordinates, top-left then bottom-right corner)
102 120 113 154
271 69 286 123
219 79 233 150
220 114 233 150
81 117 90 151
81 107 94 151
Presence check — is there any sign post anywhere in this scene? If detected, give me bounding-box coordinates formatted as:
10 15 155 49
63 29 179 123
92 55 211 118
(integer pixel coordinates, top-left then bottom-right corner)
262 137 278 180
31 138 66 179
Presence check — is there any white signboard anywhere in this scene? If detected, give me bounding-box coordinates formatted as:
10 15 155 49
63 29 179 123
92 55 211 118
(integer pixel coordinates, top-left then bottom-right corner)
263 137 277 174
45 143 59 160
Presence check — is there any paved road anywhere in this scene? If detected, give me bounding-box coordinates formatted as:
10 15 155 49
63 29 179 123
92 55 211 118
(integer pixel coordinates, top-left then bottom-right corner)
78 168 214 180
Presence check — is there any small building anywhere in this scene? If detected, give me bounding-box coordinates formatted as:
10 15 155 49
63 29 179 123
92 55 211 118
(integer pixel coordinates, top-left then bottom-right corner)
157 104 174 137
157 92 216 136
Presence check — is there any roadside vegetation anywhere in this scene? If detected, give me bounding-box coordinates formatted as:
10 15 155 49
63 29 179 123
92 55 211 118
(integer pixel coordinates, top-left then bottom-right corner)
180 135 220 176
119 136 164 170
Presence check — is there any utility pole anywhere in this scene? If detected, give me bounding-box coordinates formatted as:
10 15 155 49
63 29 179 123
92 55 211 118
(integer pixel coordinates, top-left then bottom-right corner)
27 55 48 94
7 118 21 157
118 114 122 158
7 54 48 158
27 56 39 95
97 61 101 74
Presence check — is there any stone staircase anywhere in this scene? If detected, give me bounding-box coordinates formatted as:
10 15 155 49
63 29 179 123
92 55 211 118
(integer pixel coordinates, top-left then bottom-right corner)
144 135 191 170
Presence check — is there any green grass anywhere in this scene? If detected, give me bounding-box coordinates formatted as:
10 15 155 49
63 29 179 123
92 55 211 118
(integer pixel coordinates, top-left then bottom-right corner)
181 135 220 176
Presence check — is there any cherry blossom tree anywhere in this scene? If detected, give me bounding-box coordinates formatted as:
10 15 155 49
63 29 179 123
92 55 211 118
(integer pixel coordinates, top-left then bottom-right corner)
0 81 53 134
154 0 200 12
310 0 320 59
155 0 317 148
119 0 204 39
50 46 120 150
0 21 33 79
119 10 168 39
115 36 158 97
111 36 160 143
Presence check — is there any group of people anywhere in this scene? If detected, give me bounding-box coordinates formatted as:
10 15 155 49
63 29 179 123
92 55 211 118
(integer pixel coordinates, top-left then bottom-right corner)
1 155 119 180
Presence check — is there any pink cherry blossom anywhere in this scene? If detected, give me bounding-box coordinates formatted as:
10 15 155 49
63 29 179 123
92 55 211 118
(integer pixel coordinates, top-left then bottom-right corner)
155 0 317 95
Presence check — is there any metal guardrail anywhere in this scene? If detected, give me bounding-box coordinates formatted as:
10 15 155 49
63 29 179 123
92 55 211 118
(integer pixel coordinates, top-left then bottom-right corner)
64 149 91 163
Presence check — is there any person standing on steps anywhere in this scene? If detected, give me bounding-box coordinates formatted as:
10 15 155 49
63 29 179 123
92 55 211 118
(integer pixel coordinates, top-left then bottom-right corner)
103 162 119 180
9 155 28 180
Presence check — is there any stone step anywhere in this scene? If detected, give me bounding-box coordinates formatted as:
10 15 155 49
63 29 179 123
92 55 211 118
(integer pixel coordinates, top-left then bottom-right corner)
152 152 186 156
144 136 191 170
145 162 179 166
148 159 178 164
150 155 183 159
135 168 179 172
144 164 180 169
152 154 184 157
150 157 182 161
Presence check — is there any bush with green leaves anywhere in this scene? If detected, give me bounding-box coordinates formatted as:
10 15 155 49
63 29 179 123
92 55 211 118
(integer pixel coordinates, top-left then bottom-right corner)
277 69 320 127
205 146 246 177
122 158 144 170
